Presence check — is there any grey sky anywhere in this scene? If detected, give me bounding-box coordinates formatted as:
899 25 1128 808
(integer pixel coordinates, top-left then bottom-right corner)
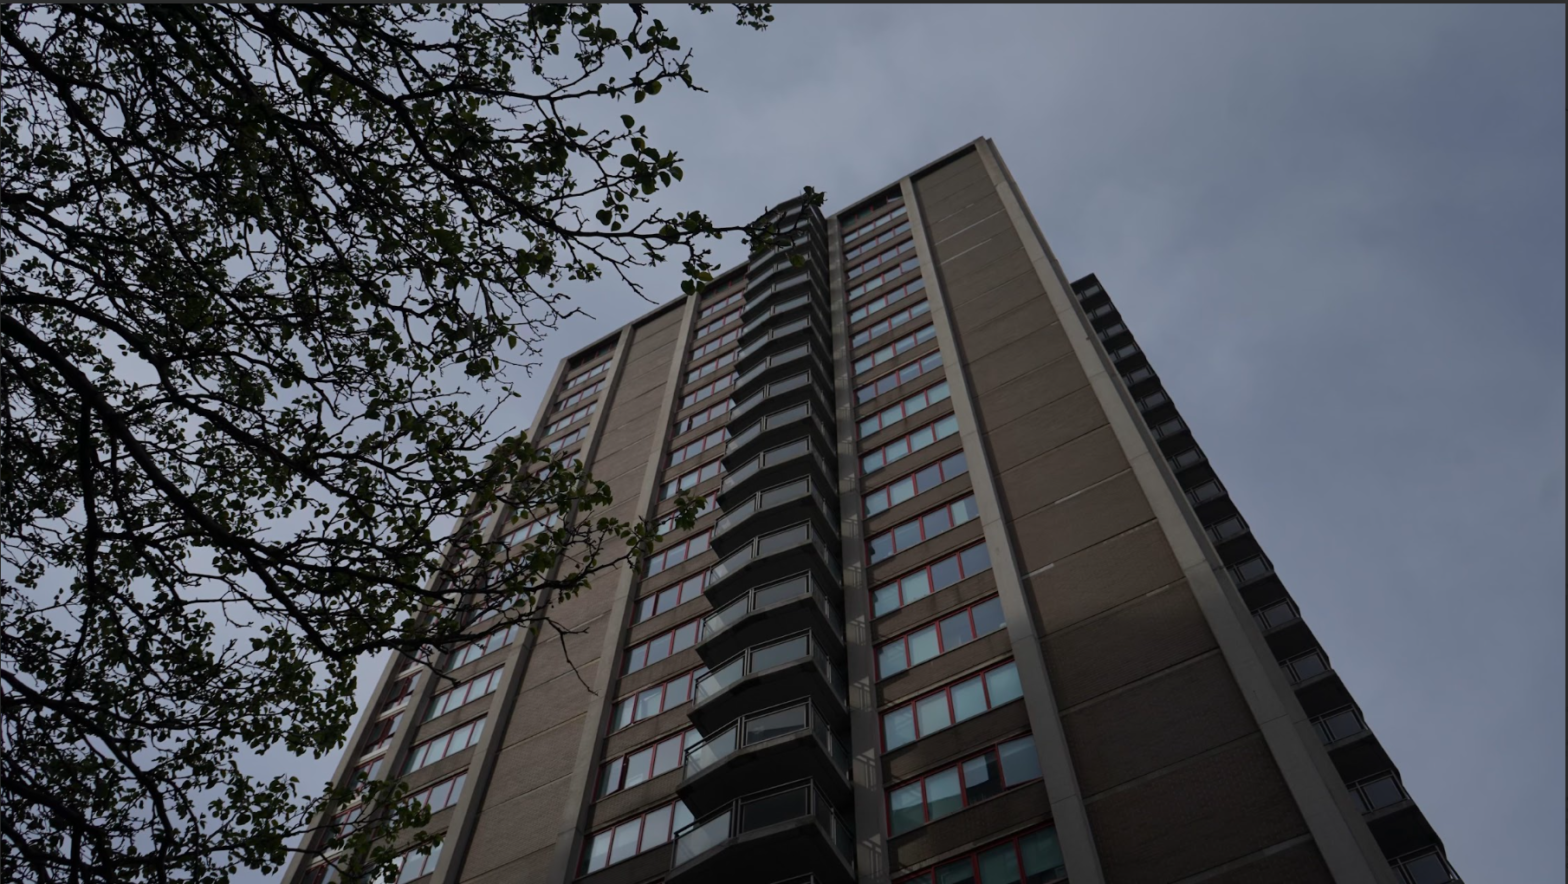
265 6 1564 882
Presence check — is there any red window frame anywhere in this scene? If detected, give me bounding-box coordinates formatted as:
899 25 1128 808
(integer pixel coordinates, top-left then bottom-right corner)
676 398 731 435
406 771 467 814
844 219 914 261
861 412 960 476
425 666 503 721
404 716 486 774
881 660 1022 752
545 402 595 435
855 349 942 406
624 618 702 674
555 378 605 411
580 800 692 875
848 255 922 299
668 428 729 468
859 380 951 438
654 493 717 538
842 200 907 241
875 595 1004 679
886 735 1042 835
563 359 611 391
597 727 702 798
610 664 708 732
864 450 969 518
635 568 712 624
379 672 421 716
893 823 1065 884
690 326 742 361
867 492 978 564
544 425 587 453
680 372 737 409
694 307 743 339
443 624 520 672
852 300 932 350
500 511 560 546
660 458 725 500
686 347 738 384
362 711 403 756
846 237 917 280
645 529 712 577
849 275 927 324
698 291 745 319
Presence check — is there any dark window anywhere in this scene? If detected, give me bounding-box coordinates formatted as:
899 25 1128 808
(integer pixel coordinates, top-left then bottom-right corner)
1123 365 1155 385
1284 649 1329 683
1314 707 1366 744
1205 514 1247 543
1231 555 1273 584
1253 599 1299 630
1187 478 1225 503
1352 772 1406 812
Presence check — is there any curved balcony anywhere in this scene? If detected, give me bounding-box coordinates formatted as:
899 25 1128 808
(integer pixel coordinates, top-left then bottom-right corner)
678 700 851 817
735 312 830 376
741 265 826 323
740 290 822 347
690 630 847 733
703 520 841 612
710 474 837 557
729 367 833 427
717 435 835 508
668 780 855 884
723 396 835 473
749 228 825 282
698 571 844 664
733 338 828 402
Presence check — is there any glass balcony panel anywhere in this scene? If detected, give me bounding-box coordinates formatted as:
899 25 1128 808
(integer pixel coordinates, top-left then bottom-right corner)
695 657 744 704
744 704 808 743
760 478 809 509
702 596 750 641
751 634 809 672
741 786 809 832
684 724 738 777
754 574 809 608
757 524 809 558
674 810 731 866
710 544 755 584
715 497 759 535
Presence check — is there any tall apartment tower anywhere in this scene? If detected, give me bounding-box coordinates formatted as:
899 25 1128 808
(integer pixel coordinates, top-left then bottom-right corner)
287 139 1460 884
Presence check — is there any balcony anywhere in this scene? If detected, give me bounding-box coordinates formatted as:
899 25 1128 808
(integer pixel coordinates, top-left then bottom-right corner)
741 292 825 348
718 435 835 507
1312 705 1370 749
690 630 847 732
736 312 829 374
678 700 851 816
668 781 855 884
698 571 844 664
703 520 841 612
723 397 834 473
710 474 838 560
729 367 833 426
733 341 830 403
741 268 820 322
1388 849 1461 884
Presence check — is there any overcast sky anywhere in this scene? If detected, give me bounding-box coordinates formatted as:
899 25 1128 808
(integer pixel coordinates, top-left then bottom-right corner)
268 6 1564 882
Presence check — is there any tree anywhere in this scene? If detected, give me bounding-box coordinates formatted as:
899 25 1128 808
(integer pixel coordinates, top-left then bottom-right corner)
0 5 819 882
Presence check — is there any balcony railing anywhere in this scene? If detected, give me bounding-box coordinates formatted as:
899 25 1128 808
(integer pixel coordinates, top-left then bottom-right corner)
721 435 830 496
693 630 846 711
1312 705 1368 746
742 270 815 320
682 699 849 783
672 781 855 873
1204 513 1248 544
1388 849 1460 884
1251 598 1300 631
738 314 816 364
701 572 843 647
711 476 834 546
734 344 813 399
741 292 813 340
731 370 825 423
707 519 838 588
1348 772 1407 814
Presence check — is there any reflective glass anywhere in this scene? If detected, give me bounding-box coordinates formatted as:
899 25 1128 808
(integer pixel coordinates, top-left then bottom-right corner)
971 598 1005 637
884 706 917 751
997 736 1041 786
1020 828 1065 883
960 543 991 577
642 804 674 848
922 508 952 538
951 675 988 721
609 818 641 865
985 663 1023 707
907 625 940 667
979 845 1021 884
963 752 1004 804
878 642 909 678
889 783 925 836
746 705 807 744
917 693 953 737
742 788 806 831
930 555 962 591
901 570 933 604
937 858 977 884
869 534 895 564
873 584 901 618
940 610 975 650
924 767 963 821
623 747 653 788
653 736 683 776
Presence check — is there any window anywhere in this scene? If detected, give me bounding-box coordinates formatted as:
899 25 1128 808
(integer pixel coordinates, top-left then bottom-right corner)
845 219 914 261
1350 772 1406 813
1229 554 1272 585
856 349 942 404
660 458 725 500
598 728 702 797
698 290 745 319
860 381 951 437
675 398 731 435
848 255 922 299
668 428 729 468
1312 706 1366 745
500 511 561 546
852 300 931 349
544 402 595 435
1123 365 1154 385
862 413 960 475
609 665 708 732
842 201 907 242
580 801 693 874
896 825 1066 884
883 661 1024 751
362 712 403 757
1390 850 1458 884
872 541 991 618
877 596 1005 679
654 493 717 537
563 359 611 391
864 451 969 517
635 569 711 624
1097 321 1129 340
1088 302 1116 319
1204 513 1247 544
624 618 702 674
868 494 978 564
855 323 938 376
404 717 485 773
681 372 736 409
1251 598 1298 631
406 771 466 814
555 379 605 411
646 529 712 577
1076 283 1103 299
1282 649 1329 684
444 624 520 671
425 667 504 721
379 672 421 716
1186 478 1225 504
301 865 340 884
1108 342 1140 361
1167 446 1205 472
689 325 742 361
695 307 743 339
686 347 738 384
887 736 1041 836
544 425 588 454
394 843 443 884
1150 416 1187 439
350 755 386 792
330 804 365 840
847 237 917 280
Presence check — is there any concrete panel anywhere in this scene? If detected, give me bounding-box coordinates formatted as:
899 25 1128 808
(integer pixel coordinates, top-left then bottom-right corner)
927 208 1015 260
1010 472 1155 575
455 844 555 884
985 386 1109 476
485 715 592 808
926 193 1007 242
995 425 1128 522
1042 581 1218 711
1083 734 1308 884
503 664 599 747
937 242 1031 299
965 320 1073 396
971 353 1089 436
464 776 575 876
519 613 607 685
1196 839 1335 884
945 271 1045 332
1027 521 1185 635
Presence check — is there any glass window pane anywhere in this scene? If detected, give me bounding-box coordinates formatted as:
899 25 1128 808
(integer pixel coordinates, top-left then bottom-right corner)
930 555 962 590
641 804 674 849
924 767 963 821
951 675 989 721
1361 775 1404 810
970 598 1005 636
998 736 1041 786
653 736 683 777
959 543 991 577
741 787 807 831
916 693 954 737
953 496 980 525
913 464 941 492
585 830 612 873
985 663 1024 707
893 521 923 552
626 644 648 672
941 451 967 477
867 491 890 516
609 818 642 865
978 844 1022 884
884 706 917 751
937 858 978 884
672 801 693 833
963 752 1004 804
636 686 663 720
922 508 952 538
869 533 895 564
1020 828 1065 883
901 570 933 603
889 477 916 507
879 642 909 678
673 620 699 651
666 673 693 707
940 611 975 650
889 783 925 836
646 635 672 665
908 626 941 667
874 584 901 617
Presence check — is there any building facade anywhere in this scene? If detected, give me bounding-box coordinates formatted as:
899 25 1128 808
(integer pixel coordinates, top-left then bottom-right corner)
287 139 1460 884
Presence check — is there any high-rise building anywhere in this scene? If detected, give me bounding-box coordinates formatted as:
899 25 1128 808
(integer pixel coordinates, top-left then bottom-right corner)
286 139 1459 884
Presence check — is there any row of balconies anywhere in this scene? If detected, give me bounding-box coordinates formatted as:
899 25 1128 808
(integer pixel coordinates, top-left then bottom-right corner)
1073 277 1461 884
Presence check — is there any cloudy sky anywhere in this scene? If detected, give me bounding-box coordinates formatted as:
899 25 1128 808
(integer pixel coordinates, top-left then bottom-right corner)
273 5 1564 882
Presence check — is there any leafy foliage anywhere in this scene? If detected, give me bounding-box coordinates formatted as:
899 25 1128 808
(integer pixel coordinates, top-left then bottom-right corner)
0 4 816 883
